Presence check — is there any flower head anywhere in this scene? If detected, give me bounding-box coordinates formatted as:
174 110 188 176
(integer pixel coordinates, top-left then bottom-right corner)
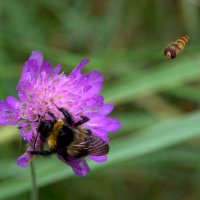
0 50 121 176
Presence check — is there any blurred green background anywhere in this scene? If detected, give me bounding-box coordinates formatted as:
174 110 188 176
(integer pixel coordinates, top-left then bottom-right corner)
1 0 200 199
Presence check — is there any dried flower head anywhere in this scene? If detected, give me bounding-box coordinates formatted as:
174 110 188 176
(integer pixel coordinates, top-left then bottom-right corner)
0 50 121 176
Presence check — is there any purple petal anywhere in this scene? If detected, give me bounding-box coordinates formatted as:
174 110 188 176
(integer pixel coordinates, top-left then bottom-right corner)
29 50 43 68
6 96 20 109
69 58 90 79
88 155 107 162
0 99 19 125
98 104 114 115
40 61 53 74
27 60 40 77
73 71 104 100
17 60 38 92
82 71 104 97
85 95 104 107
19 122 36 142
57 155 90 176
21 50 43 77
17 151 33 167
17 51 44 92
87 116 121 132
53 64 62 75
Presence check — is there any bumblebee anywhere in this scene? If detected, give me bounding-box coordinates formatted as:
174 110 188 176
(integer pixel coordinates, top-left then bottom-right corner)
29 106 109 160
164 35 189 59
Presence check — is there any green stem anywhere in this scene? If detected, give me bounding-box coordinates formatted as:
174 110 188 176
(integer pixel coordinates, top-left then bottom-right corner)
30 162 38 200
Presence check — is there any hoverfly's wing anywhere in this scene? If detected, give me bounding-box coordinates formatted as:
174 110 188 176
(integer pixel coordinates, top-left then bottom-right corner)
67 130 109 158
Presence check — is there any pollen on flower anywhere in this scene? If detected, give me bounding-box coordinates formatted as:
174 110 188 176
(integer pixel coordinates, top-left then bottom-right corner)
0 50 121 176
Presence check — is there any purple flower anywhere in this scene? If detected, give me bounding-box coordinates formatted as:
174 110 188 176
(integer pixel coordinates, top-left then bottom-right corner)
0 50 121 176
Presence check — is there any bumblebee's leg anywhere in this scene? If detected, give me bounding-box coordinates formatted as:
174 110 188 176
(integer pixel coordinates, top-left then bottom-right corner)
74 116 89 126
57 107 73 126
47 112 57 123
29 150 54 156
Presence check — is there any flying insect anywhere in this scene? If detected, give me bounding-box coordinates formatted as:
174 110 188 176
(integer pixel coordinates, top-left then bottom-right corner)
164 35 189 59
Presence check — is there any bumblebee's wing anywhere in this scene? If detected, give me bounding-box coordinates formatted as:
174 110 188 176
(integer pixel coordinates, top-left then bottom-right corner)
82 134 109 155
67 133 109 158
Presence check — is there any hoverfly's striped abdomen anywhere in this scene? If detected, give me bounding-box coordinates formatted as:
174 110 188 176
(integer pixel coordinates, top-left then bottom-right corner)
164 35 189 59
